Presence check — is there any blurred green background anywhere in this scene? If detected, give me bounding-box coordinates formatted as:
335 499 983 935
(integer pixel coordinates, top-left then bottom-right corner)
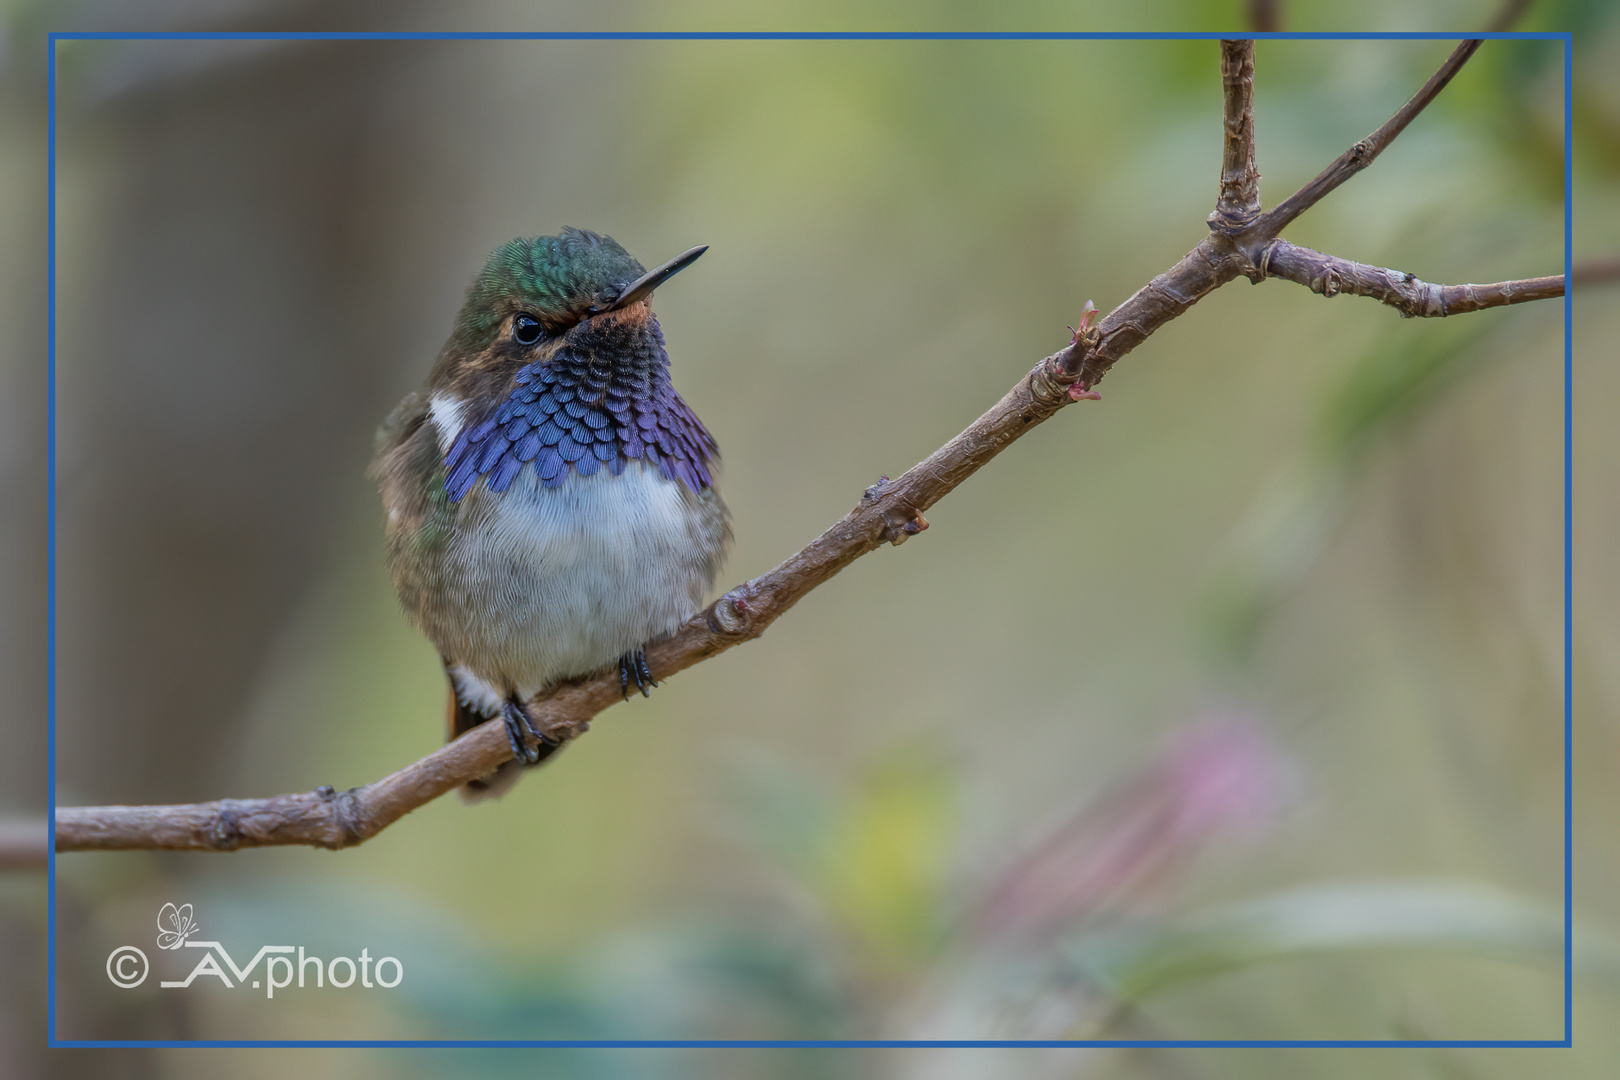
3 0 1616 1076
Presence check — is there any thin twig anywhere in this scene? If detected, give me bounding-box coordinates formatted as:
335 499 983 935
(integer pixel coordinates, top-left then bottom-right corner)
1248 0 1280 33
1214 40 1261 229
1261 239 1564 316
1245 39 1483 241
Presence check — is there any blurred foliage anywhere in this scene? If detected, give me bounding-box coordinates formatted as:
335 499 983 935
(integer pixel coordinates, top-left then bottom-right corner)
1074 880 1598 1006
1200 320 1496 665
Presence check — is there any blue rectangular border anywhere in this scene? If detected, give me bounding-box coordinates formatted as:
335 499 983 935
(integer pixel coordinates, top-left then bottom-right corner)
1562 26 1574 1052
46 28 1575 1051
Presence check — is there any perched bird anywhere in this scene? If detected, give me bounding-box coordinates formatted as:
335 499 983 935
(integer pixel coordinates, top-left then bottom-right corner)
371 229 731 795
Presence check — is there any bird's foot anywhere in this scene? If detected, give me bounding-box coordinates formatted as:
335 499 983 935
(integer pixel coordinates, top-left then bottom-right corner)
619 648 658 700
502 697 554 764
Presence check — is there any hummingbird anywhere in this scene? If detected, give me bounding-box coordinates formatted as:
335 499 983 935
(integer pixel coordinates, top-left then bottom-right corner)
371 228 731 796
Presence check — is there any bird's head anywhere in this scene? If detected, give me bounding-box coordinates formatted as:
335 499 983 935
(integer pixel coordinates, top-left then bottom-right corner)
447 228 706 358
418 228 718 500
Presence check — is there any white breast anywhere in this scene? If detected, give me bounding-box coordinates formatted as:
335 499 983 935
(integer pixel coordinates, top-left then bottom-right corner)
428 458 726 711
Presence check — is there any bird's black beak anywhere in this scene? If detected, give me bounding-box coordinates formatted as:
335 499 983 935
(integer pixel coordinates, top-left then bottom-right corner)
604 245 708 313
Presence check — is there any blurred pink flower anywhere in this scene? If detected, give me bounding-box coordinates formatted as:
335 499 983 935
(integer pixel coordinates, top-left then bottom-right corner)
970 713 1292 945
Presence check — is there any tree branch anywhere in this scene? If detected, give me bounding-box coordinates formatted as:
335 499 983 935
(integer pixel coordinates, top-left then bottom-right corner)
1245 39 1483 242
1260 239 1564 316
54 39 1570 854
1214 40 1261 229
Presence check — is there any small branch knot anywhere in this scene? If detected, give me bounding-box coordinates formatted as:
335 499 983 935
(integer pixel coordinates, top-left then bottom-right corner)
860 473 931 546
211 803 244 851
706 585 757 636
1254 240 1277 280
1045 300 1102 390
1207 206 1259 235
881 507 929 546
330 788 367 849
851 472 932 547
1033 357 1074 405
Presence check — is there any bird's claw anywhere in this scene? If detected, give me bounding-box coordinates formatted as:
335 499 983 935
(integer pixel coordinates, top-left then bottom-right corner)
619 648 658 700
502 698 553 765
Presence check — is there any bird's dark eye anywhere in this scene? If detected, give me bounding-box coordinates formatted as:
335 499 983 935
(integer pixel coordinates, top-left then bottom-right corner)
512 313 543 345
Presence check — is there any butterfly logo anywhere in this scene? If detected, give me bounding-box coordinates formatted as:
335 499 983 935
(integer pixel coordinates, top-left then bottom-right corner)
155 903 199 950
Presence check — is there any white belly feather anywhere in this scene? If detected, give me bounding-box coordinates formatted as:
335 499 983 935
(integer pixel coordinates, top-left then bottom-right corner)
429 459 724 714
